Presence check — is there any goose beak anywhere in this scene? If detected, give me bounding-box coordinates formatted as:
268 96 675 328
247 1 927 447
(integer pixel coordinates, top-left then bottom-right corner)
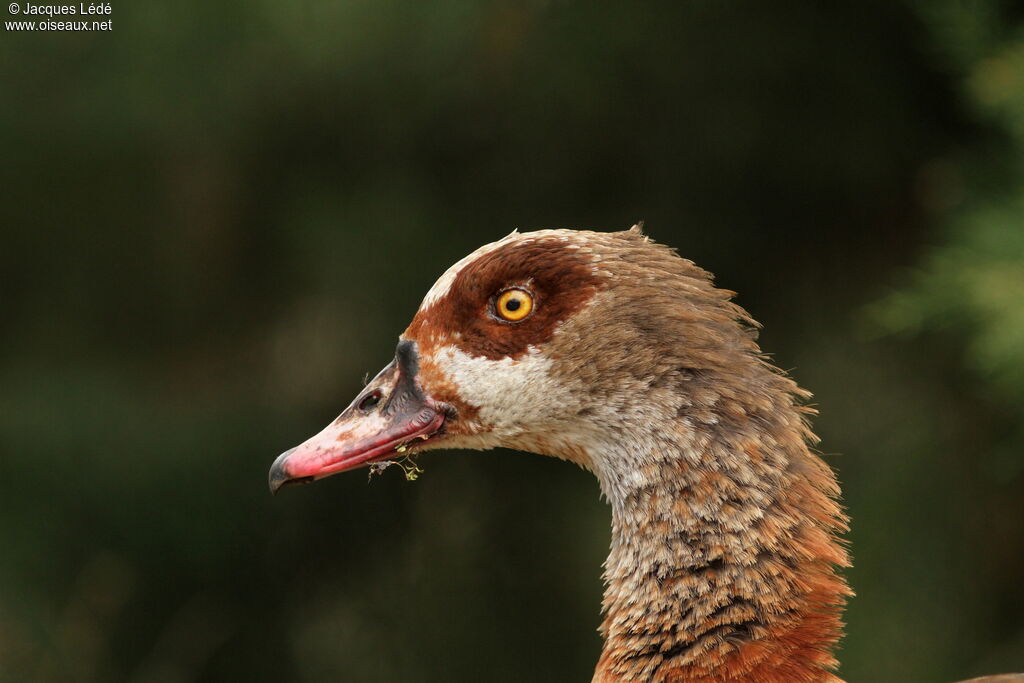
269 340 448 494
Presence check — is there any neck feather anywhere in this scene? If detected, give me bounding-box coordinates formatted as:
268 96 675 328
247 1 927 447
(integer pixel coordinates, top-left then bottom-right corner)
587 376 851 683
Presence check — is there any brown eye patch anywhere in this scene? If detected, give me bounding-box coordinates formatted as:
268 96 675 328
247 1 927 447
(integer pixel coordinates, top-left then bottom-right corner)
405 236 605 360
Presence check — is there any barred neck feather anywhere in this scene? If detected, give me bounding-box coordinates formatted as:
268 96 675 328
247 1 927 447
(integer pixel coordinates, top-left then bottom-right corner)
585 364 850 682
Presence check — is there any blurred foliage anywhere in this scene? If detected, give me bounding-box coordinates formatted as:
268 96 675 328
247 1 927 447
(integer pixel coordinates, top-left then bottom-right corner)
1 1 1022 682
875 1 1024 405
872 199 1024 404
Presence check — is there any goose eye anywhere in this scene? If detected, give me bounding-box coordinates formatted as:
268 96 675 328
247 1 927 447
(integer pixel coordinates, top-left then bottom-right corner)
495 288 534 322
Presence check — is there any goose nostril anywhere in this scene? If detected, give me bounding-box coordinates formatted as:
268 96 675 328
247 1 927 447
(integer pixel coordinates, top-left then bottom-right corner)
359 391 382 412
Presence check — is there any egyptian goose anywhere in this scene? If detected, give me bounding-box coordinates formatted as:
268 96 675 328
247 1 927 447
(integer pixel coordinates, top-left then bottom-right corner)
269 226 1019 683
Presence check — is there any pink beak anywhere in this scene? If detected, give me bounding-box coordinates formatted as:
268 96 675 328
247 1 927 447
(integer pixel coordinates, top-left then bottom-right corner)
269 340 448 493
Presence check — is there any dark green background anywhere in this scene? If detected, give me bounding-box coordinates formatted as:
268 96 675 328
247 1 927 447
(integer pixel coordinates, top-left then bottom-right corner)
3 2 1023 681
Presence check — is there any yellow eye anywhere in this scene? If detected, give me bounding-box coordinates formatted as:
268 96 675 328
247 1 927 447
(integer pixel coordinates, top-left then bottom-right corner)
495 288 534 322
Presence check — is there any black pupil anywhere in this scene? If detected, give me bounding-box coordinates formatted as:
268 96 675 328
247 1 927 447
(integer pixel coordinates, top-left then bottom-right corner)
505 297 521 311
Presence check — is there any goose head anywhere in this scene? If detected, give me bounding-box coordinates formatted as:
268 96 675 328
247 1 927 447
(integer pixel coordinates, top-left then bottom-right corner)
269 225 852 683
270 226 762 501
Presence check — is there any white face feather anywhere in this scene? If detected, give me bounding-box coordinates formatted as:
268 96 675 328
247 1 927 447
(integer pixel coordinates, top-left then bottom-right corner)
429 339 681 512
431 343 574 441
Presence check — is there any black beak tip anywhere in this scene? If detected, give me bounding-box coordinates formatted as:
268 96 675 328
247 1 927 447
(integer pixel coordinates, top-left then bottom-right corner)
269 448 297 495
